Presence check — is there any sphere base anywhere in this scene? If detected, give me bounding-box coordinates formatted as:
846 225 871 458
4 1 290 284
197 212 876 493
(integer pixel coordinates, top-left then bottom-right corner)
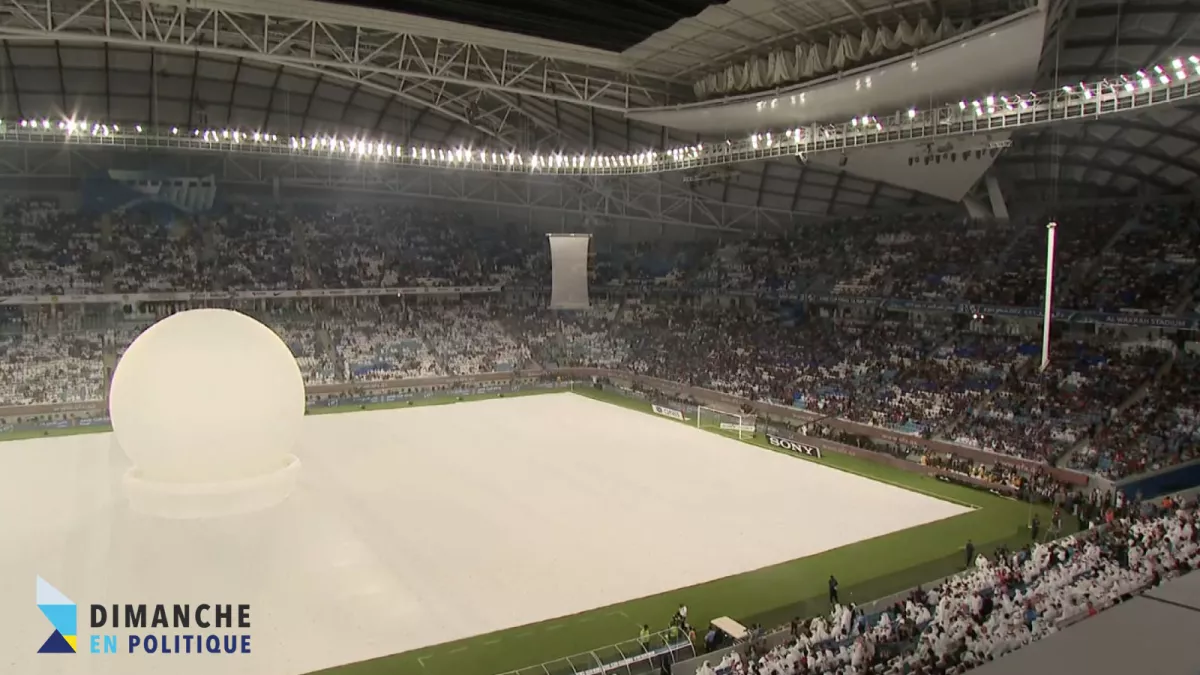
122 455 301 519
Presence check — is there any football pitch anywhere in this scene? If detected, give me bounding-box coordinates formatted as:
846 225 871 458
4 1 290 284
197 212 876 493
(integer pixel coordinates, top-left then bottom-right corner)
313 389 1055 675
0 385 1060 675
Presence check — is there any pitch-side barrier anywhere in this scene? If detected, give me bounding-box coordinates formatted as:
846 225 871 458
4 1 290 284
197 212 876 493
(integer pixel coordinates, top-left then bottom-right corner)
493 628 694 675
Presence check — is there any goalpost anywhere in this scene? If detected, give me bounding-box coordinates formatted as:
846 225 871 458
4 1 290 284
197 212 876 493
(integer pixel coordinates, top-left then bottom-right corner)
696 406 757 440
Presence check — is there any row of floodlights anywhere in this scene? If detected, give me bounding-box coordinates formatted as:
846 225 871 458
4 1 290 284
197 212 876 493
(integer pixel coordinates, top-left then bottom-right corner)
13 116 685 168
757 56 1200 145
676 54 1194 153
947 56 1199 118
749 117 882 149
17 118 284 144
1062 57 1200 98
7 55 1199 169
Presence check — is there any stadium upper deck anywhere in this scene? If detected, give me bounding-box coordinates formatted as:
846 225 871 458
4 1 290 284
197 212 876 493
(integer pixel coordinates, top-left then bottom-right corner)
0 0 1196 226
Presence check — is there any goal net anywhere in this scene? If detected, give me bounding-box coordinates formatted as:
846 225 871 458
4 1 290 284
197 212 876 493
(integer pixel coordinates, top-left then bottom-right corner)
697 406 757 440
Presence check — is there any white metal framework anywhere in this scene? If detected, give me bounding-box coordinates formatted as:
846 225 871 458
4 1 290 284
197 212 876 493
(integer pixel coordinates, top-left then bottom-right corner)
1018 0 1200 198
0 0 685 148
0 0 1197 222
0 64 1195 231
7 66 1198 176
0 143 822 232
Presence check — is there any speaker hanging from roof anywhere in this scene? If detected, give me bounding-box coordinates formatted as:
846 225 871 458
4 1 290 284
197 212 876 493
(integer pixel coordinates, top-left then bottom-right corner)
547 234 591 310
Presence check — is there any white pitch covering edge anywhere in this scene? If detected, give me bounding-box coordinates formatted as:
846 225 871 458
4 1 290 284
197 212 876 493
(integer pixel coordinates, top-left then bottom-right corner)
0 393 969 675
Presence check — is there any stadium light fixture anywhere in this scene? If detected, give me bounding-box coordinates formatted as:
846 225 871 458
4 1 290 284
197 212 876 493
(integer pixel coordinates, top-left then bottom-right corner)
2 53 1197 176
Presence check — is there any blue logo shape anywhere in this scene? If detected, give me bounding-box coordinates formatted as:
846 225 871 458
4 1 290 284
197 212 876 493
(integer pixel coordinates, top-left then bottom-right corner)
36 577 76 653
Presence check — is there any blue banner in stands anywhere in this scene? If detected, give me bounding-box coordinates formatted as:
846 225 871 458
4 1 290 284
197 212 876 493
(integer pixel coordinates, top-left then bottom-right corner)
884 299 1200 329
82 170 217 216
776 293 1200 329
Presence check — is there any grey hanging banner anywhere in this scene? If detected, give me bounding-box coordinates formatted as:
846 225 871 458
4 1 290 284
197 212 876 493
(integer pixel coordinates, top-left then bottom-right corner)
547 234 591 310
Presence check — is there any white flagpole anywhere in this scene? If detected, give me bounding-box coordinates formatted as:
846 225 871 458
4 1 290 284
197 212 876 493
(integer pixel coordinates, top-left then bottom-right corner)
1041 221 1058 372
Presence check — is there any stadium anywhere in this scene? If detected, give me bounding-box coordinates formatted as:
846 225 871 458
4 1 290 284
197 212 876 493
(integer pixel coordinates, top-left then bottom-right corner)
0 0 1199 673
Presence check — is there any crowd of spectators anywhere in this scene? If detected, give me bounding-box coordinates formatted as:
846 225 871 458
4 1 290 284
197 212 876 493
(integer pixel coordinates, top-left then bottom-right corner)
506 302 628 369
0 330 108 406
412 302 531 374
0 200 542 294
1063 202 1200 315
918 452 1066 503
3 198 1200 316
704 497 1197 675
1070 350 1200 479
2 196 1199 479
3 196 1199 675
1 296 1191 480
948 342 1166 462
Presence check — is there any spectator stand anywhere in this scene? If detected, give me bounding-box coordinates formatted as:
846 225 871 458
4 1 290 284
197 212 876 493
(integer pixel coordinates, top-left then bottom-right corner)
671 569 966 675
966 572 1200 675
678 495 1196 675
1070 348 1200 480
4 198 1200 480
950 341 1165 468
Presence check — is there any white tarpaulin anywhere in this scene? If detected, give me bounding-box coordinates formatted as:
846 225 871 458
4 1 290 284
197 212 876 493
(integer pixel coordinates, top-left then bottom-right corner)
548 234 591 310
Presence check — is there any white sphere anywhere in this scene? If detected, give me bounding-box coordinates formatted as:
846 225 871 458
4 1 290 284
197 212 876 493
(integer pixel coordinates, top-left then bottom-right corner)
109 309 305 484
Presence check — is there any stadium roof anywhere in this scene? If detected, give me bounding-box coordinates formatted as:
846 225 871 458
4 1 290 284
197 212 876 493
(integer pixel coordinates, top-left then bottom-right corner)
619 0 1011 82
0 0 1196 229
1000 0 1200 201
332 0 723 52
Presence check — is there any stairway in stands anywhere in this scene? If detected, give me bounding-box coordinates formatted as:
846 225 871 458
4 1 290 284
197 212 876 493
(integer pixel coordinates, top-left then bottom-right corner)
610 296 629 324
1048 208 1197 468
1055 349 1178 469
1170 265 1200 316
1060 211 1142 303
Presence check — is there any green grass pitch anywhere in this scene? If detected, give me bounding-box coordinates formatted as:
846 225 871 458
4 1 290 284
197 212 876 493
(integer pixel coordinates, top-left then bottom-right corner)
2 386 1062 675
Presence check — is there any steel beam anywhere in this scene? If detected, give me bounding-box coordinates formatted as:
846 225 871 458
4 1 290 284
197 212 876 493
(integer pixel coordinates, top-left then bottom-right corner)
5 72 1197 177
0 0 685 148
1018 126 1200 178
997 155 1183 191
0 0 681 109
0 143 805 231
1073 2 1200 19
